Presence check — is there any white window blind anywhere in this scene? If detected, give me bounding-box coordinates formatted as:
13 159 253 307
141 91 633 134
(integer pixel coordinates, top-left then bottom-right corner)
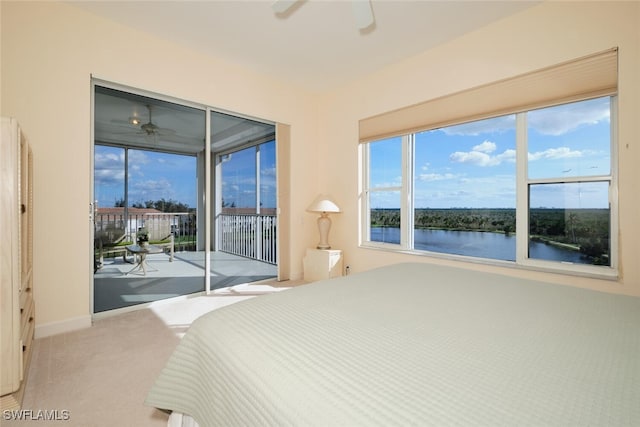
359 48 618 143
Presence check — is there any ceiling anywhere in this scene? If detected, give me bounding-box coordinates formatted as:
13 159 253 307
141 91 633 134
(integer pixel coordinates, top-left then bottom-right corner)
73 0 540 93
94 86 275 155
89 1 540 154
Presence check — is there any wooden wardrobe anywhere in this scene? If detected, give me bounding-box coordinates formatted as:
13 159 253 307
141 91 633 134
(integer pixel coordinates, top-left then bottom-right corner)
1 117 35 410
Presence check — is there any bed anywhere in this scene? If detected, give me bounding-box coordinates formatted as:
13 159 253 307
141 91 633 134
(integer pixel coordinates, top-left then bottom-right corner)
146 262 640 426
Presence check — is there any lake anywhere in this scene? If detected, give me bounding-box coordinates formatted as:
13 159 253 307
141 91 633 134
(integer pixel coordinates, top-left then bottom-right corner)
370 227 588 264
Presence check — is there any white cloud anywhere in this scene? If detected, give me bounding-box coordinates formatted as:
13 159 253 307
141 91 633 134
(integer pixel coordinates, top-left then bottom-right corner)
372 176 402 188
528 98 610 136
418 172 459 182
94 168 124 186
457 174 515 185
129 178 175 202
528 147 583 161
414 172 516 209
472 140 496 153
261 166 276 177
94 151 122 165
450 151 494 166
128 150 150 165
450 145 515 167
94 152 124 186
133 179 171 192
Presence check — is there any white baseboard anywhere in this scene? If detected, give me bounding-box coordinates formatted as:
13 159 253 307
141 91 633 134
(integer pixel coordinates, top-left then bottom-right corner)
35 315 92 338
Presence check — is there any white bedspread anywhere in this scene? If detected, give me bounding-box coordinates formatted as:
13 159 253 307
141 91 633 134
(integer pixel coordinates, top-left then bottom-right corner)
146 263 640 426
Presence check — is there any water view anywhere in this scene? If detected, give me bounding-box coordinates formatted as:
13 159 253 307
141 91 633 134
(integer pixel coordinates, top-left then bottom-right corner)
371 227 588 264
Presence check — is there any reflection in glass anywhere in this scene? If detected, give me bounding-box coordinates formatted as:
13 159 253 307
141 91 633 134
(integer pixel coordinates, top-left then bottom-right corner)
94 145 125 211
221 146 257 210
259 141 277 212
529 182 610 265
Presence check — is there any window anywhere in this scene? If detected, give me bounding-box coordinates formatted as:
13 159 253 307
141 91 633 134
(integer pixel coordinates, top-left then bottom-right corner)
361 96 616 277
414 115 517 261
218 140 278 264
367 136 403 245
525 97 612 267
220 140 276 213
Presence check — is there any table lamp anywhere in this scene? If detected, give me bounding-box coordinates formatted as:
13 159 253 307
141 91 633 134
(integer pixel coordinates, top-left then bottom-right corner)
307 195 341 249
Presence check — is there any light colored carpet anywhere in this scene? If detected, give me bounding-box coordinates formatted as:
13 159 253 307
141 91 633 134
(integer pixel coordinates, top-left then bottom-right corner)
5 280 303 427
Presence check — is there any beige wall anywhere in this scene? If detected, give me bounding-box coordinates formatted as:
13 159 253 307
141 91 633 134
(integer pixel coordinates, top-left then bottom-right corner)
2 1 639 334
319 1 640 296
0 1 319 333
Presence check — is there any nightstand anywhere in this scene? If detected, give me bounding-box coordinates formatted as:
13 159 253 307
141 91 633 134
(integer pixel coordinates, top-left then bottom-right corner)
303 248 343 282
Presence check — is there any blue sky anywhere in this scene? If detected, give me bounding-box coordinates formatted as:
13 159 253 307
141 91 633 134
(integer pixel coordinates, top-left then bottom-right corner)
370 96 611 209
94 147 197 209
220 141 276 209
94 140 276 210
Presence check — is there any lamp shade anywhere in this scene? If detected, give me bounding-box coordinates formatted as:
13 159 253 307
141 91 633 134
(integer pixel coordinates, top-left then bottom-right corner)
307 195 341 213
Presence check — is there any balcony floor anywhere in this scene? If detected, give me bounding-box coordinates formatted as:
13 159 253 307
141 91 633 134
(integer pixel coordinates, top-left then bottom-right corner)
94 250 277 313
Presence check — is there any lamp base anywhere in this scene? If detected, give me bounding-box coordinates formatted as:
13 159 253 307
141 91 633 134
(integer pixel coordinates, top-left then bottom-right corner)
316 213 332 250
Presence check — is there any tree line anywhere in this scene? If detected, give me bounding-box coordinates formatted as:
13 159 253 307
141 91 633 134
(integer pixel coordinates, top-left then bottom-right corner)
371 208 610 264
114 198 192 213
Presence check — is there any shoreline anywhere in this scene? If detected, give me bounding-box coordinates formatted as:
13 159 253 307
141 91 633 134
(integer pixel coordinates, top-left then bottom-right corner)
373 226 582 252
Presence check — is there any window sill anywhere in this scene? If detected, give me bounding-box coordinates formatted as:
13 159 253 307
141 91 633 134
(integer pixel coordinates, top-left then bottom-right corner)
359 242 619 282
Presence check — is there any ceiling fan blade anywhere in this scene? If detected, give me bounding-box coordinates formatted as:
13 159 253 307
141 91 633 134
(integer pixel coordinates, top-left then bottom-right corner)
352 0 374 30
272 0 299 14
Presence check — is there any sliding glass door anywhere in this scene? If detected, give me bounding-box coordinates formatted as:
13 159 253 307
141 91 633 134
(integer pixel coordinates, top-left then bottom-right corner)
209 111 278 289
92 85 206 313
92 83 278 314
211 140 277 288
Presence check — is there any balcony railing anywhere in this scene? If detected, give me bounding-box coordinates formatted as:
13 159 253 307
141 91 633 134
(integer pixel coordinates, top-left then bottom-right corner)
94 211 197 254
95 210 277 265
219 214 277 265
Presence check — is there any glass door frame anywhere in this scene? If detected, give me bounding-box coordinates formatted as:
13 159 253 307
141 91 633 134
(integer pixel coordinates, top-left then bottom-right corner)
90 79 283 317
90 79 212 317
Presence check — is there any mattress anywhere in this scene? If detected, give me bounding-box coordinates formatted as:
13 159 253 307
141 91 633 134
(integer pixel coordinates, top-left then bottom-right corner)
146 262 640 426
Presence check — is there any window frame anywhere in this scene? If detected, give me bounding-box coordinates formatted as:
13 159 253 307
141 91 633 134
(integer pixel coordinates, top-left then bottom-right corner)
361 135 413 250
360 96 618 279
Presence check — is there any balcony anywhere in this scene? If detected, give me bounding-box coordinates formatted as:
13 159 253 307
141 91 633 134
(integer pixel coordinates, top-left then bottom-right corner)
93 210 277 313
